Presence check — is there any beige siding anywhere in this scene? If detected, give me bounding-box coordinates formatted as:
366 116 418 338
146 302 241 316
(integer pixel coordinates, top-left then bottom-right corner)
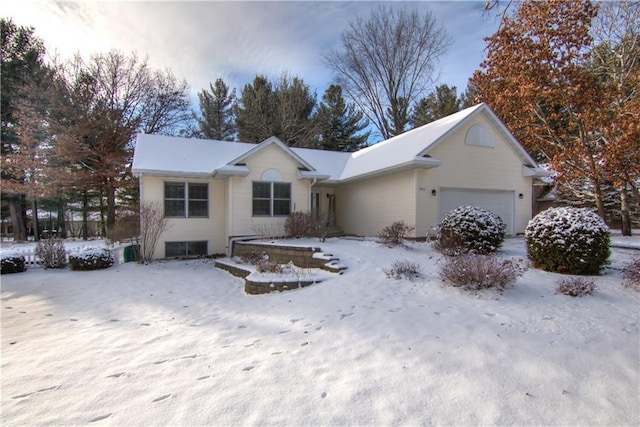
139 175 227 258
415 115 532 236
228 144 311 238
335 169 416 237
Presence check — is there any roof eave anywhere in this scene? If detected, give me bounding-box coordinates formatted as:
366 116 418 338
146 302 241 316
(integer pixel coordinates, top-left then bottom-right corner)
339 157 441 183
132 168 213 179
523 166 553 177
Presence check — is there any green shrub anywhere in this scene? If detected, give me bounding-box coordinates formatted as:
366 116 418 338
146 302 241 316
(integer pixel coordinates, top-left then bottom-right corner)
285 211 313 238
69 247 114 271
436 206 506 255
525 207 610 274
1 251 26 274
378 220 415 247
35 238 67 269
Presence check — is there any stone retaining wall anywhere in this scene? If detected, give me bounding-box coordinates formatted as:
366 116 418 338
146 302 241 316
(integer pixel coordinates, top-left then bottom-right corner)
233 241 329 269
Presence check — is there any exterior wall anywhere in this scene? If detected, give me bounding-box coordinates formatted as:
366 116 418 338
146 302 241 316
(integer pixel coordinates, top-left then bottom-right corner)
139 175 227 258
227 144 311 239
335 169 417 237
415 115 532 236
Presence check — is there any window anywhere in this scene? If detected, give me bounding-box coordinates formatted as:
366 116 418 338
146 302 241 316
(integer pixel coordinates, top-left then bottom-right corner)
252 181 291 217
465 124 495 148
165 241 208 258
164 182 208 218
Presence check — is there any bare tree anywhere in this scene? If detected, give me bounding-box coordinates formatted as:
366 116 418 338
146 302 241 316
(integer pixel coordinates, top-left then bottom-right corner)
138 201 169 264
324 5 451 139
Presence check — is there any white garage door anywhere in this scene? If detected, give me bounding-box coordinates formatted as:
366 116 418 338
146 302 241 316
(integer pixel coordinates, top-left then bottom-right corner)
439 188 515 235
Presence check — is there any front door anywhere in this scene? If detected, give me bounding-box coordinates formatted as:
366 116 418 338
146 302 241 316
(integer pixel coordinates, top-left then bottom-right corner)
327 194 336 227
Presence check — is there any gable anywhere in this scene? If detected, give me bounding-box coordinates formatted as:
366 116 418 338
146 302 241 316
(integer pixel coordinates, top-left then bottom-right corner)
426 113 528 179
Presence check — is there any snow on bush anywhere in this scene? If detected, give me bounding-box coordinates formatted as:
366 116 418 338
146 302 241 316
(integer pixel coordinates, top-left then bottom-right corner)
555 277 597 297
436 206 506 255
439 254 526 293
525 207 610 274
383 259 423 280
35 238 67 269
285 211 313 238
378 220 415 247
1 251 26 275
69 247 114 271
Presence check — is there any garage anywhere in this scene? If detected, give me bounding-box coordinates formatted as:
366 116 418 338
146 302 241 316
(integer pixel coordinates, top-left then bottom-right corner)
438 188 515 235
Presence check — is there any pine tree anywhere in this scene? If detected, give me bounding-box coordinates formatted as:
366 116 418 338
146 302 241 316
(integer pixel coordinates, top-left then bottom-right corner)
235 75 275 143
411 84 461 127
196 78 236 140
1 18 47 241
236 73 319 147
317 84 369 151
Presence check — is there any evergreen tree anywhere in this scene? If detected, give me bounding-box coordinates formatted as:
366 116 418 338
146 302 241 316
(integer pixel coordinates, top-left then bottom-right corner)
317 84 369 151
460 82 480 108
235 75 275 143
236 73 318 147
196 78 236 140
411 84 460 128
0 18 47 241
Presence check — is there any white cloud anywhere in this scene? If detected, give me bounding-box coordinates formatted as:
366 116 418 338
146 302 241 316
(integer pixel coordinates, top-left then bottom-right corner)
4 1 499 102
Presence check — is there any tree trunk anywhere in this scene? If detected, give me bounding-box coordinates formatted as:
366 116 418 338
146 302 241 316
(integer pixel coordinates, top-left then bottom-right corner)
32 198 39 242
99 193 107 237
82 191 88 241
593 179 606 221
58 204 66 239
619 183 632 236
106 178 117 239
8 197 26 242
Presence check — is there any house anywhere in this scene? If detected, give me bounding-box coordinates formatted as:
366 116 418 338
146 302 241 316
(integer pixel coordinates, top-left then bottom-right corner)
131 103 549 258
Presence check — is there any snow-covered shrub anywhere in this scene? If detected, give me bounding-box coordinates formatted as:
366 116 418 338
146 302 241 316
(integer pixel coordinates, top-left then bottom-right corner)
378 221 415 247
383 259 423 279
69 247 114 271
622 258 640 291
256 257 283 273
436 206 506 255
555 277 596 297
439 254 526 293
35 238 67 269
1 251 26 274
525 207 610 274
285 211 312 238
239 250 267 265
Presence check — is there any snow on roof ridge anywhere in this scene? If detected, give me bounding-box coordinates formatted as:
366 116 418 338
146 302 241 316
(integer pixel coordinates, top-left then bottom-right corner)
351 103 485 158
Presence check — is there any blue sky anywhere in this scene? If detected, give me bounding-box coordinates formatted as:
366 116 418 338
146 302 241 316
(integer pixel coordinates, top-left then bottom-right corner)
5 1 500 108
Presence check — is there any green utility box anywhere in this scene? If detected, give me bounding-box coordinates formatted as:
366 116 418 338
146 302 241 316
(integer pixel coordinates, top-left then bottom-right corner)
123 245 139 262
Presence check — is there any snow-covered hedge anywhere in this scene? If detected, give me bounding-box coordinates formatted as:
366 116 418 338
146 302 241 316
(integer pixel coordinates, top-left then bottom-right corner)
525 207 610 274
1 251 26 275
69 247 114 271
436 206 506 255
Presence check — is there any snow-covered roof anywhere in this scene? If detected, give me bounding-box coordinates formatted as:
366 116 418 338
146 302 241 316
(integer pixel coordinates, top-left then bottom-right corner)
132 103 540 183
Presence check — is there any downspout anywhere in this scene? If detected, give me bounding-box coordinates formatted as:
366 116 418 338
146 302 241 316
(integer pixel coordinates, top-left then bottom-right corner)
309 178 317 211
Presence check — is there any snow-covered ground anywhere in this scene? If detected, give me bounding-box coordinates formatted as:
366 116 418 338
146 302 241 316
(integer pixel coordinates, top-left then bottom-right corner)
1 237 638 426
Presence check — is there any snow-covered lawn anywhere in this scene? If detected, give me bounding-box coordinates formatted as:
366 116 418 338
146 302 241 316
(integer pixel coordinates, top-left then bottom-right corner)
1 237 638 426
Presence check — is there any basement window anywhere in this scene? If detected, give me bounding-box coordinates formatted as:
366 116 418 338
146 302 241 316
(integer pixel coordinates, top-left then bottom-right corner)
165 241 208 258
